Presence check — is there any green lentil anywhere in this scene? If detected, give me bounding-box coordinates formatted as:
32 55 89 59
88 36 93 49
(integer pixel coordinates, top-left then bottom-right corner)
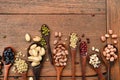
41 24 50 36
39 38 46 47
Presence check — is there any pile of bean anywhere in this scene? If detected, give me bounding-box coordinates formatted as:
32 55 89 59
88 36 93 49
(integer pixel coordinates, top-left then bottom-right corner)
103 44 118 62
13 58 28 73
12 52 28 74
70 33 78 48
53 44 68 66
41 24 50 36
3 47 14 65
28 43 45 67
79 41 87 56
89 54 101 68
101 29 118 44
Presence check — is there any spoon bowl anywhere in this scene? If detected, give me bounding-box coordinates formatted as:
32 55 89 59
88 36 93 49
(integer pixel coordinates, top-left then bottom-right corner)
3 47 15 80
27 42 46 80
40 24 53 65
103 44 118 80
53 43 68 80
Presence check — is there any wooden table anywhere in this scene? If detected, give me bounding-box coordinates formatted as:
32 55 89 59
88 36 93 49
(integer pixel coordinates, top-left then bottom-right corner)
0 0 119 80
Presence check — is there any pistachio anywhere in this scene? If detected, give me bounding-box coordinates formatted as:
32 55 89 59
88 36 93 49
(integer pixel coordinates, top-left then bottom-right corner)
25 33 31 42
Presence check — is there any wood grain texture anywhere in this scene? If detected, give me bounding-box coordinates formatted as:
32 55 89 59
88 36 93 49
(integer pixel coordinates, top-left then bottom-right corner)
107 0 120 80
0 0 105 14
0 15 106 78
0 76 100 80
0 0 120 80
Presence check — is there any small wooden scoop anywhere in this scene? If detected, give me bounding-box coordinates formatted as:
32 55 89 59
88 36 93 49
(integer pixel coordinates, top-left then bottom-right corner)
94 66 105 80
3 47 15 80
103 44 118 80
70 48 77 80
79 41 87 80
55 66 64 80
41 24 53 65
54 44 68 80
21 72 27 80
88 53 105 80
27 42 46 80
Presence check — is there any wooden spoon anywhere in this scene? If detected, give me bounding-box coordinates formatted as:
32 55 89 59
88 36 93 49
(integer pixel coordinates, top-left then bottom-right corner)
27 42 46 80
79 41 87 80
70 48 77 80
55 66 64 80
88 53 105 80
54 43 68 80
3 47 15 80
103 44 118 80
41 24 53 65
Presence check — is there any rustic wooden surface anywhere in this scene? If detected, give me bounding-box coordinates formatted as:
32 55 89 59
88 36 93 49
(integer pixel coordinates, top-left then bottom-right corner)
0 0 119 80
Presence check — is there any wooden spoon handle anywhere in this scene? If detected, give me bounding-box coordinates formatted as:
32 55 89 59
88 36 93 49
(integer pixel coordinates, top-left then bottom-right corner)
21 73 27 80
71 49 76 80
57 73 61 80
107 63 111 80
81 56 87 80
47 43 53 65
56 67 63 80
96 68 105 80
4 66 10 80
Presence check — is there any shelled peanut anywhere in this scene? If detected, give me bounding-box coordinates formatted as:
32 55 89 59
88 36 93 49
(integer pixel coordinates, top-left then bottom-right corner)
69 33 78 48
53 44 68 66
103 44 118 62
28 43 45 67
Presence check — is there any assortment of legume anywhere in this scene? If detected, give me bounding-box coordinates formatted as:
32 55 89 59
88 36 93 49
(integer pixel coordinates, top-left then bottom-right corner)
1 25 119 79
